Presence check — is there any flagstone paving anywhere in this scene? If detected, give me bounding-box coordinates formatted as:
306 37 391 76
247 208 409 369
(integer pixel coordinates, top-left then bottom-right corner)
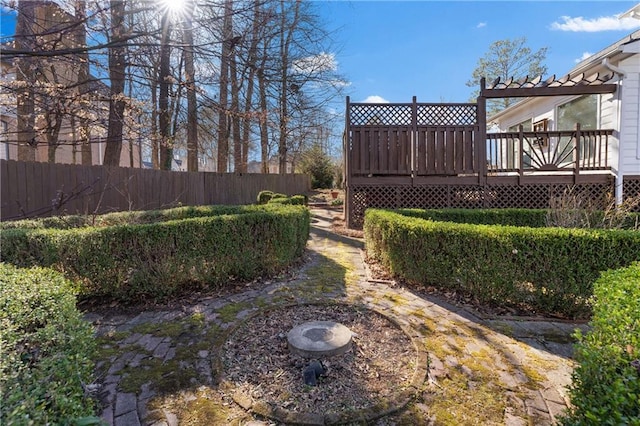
85 206 587 425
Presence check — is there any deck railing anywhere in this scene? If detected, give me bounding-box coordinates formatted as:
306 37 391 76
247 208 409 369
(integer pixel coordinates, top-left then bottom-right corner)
345 98 614 182
486 125 613 176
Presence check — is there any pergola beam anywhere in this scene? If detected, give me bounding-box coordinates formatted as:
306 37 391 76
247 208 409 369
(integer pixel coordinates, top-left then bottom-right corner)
481 84 617 98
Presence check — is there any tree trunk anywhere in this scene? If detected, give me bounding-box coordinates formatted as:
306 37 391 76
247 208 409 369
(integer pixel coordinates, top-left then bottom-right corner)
15 1 37 161
45 110 63 163
158 11 173 170
217 0 233 172
151 78 159 168
184 0 198 172
241 0 261 173
75 0 92 165
103 0 127 166
277 0 301 175
231 41 241 173
257 65 269 174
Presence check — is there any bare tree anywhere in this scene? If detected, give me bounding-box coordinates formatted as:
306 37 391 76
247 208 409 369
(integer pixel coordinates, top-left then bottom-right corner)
14 1 37 161
4 0 343 174
158 9 174 170
216 0 233 172
75 0 93 165
183 0 198 172
103 0 128 166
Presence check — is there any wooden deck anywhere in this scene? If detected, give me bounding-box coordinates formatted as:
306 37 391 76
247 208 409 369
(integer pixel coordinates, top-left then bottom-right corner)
343 97 620 228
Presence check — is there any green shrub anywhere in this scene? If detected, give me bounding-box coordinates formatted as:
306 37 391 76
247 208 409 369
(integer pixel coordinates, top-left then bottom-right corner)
290 195 307 206
268 197 292 205
1 205 310 303
364 209 640 318
1 204 277 230
562 262 640 425
397 208 547 228
257 190 274 205
298 143 334 189
0 264 96 424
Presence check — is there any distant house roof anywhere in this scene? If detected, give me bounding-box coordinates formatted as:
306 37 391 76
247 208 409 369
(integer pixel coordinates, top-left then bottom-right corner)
489 29 640 123
620 3 640 20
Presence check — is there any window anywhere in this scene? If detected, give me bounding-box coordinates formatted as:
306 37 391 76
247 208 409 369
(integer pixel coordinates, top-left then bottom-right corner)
508 119 532 132
557 95 598 130
533 118 549 149
557 95 599 162
507 119 532 169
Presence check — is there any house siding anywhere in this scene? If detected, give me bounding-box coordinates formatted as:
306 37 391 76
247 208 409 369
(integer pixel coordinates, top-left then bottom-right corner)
619 54 640 175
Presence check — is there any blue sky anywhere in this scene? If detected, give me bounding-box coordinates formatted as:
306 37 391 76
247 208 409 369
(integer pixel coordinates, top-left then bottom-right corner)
317 1 640 104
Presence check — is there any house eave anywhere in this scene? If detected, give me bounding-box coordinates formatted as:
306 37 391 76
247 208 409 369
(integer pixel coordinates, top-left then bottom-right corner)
488 29 640 123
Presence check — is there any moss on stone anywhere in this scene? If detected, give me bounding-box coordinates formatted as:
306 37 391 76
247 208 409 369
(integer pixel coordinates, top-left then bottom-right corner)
216 301 252 323
119 357 197 394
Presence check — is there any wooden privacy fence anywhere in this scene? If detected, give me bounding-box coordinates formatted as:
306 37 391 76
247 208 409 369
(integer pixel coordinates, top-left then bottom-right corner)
346 98 481 180
0 160 311 221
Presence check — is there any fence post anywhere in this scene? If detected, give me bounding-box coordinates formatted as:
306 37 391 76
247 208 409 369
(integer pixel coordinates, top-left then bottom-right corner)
476 79 487 186
574 123 581 184
411 95 418 182
518 125 524 182
345 96 352 228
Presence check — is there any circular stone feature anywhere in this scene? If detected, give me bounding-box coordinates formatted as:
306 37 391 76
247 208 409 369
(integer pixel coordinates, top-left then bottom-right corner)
287 320 353 358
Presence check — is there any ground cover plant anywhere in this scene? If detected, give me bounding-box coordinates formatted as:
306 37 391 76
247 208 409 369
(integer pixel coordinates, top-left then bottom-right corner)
0 263 97 425
364 208 640 318
0 204 310 303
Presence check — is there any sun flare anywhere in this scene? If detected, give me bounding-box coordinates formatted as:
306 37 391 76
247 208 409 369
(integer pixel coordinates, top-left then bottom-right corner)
161 0 187 15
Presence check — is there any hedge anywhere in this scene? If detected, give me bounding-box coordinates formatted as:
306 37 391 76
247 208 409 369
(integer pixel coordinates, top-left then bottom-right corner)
0 264 96 424
364 209 640 318
0 204 310 302
397 208 640 230
562 262 640 425
396 208 548 228
0 204 290 230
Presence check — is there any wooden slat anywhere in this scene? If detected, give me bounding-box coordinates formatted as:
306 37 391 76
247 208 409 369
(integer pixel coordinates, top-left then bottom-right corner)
445 128 455 175
426 129 436 174
417 129 426 175
389 130 398 174
455 129 464 174
0 159 12 219
464 128 474 173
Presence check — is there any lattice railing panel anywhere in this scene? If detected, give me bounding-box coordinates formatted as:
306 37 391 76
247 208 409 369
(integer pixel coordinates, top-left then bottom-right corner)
417 104 477 126
348 182 615 228
348 103 478 127
349 104 412 126
624 177 640 212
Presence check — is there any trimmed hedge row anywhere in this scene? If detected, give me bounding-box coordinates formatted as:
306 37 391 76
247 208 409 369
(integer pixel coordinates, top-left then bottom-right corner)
0 204 294 230
397 208 640 229
563 262 640 425
0 263 96 424
396 208 548 228
0 205 310 302
364 209 640 318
